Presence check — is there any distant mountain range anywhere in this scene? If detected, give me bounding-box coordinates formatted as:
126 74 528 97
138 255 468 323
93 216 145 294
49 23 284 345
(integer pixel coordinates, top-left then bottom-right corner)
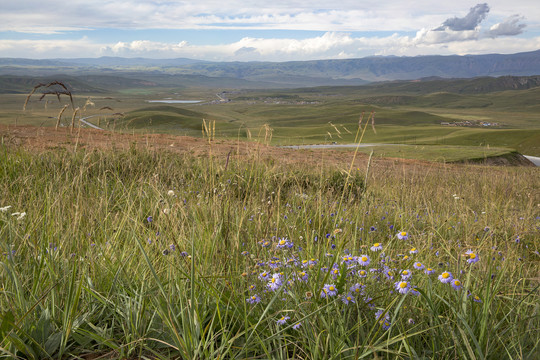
1 50 539 87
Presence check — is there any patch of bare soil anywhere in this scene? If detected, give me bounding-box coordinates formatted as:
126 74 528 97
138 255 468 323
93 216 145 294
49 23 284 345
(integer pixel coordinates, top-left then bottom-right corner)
0 125 528 172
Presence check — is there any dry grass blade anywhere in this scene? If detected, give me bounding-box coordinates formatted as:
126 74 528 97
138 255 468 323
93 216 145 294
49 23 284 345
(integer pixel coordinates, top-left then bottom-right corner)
23 81 74 111
82 97 95 112
55 104 69 130
70 107 80 133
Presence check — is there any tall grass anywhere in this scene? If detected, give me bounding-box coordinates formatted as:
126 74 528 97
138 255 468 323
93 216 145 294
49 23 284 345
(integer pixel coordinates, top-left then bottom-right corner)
0 144 538 359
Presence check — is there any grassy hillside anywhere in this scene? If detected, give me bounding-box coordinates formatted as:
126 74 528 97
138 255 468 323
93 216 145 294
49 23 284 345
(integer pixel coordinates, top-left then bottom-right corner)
1 74 539 158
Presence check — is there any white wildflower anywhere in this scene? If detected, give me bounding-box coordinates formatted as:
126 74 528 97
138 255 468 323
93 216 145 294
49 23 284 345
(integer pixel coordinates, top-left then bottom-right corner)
1 206 12 213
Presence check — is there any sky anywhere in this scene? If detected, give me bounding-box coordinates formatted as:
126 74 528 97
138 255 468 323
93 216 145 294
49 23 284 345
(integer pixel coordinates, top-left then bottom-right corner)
0 1 539 61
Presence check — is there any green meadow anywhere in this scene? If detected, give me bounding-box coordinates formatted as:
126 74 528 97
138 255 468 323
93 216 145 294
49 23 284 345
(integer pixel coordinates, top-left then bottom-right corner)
2 74 539 161
0 144 538 359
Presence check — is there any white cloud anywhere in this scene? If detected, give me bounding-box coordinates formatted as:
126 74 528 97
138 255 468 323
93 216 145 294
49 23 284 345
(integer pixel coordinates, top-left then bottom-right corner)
2 31 539 61
0 1 538 60
487 15 527 37
1 1 537 33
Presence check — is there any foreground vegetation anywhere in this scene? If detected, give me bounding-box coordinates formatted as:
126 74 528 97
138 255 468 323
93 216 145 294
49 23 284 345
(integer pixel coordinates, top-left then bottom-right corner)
0 143 538 359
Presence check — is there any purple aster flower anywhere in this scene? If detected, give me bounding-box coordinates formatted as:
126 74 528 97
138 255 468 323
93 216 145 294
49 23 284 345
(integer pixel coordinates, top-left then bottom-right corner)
267 273 283 291
413 262 425 270
297 271 309 282
321 284 338 297
465 249 479 264
342 293 356 304
409 247 418 254
292 322 302 330
370 242 383 252
375 310 391 330
146 216 153 223
331 267 340 279
438 271 453 283
276 315 290 325
342 255 355 267
400 269 412 280
470 294 482 303
277 238 293 249
397 231 409 240
409 287 420 296
259 271 270 281
383 270 394 281
451 279 462 290
267 260 281 269
395 280 410 294
358 255 370 266
424 267 435 275
246 294 261 304
357 269 367 278
350 283 365 296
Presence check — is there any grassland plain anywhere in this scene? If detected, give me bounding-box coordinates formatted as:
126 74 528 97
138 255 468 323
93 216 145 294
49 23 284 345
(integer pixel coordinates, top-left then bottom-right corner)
1 74 540 160
0 128 539 359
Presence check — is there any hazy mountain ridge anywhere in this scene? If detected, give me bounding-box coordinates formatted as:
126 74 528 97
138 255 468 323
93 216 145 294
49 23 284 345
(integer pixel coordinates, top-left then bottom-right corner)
2 73 540 96
0 50 539 86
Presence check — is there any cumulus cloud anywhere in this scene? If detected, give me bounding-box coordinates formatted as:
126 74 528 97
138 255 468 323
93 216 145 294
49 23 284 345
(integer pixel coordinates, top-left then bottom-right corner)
487 15 526 37
415 28 480 44
414 3 528 45
0 2 536 61
435 3 490 31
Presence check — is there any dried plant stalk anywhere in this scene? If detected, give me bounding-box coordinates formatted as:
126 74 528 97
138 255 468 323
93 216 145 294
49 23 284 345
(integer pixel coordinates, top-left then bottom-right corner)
55 104 69 130
70 107 80 133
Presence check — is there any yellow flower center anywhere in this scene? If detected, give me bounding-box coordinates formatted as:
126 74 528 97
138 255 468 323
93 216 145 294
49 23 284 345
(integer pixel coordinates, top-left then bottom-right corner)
401 232 407 236
333 269 339 274
361 256 368 262
454 280 461 286
374 243 380 247
360 271 365 275
403 256 409 260
403 270 409 275
442 272 449 278
329 286 335 291
470 253 476 259
399 282 408 288
411 248 416 252
252 296 256 300
355 288 360 292
279 240 286 245
347 296 352 301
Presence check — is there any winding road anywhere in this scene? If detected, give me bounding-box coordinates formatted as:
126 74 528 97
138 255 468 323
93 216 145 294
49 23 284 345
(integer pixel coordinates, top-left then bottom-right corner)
78 115 104 130
523 155 540 167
